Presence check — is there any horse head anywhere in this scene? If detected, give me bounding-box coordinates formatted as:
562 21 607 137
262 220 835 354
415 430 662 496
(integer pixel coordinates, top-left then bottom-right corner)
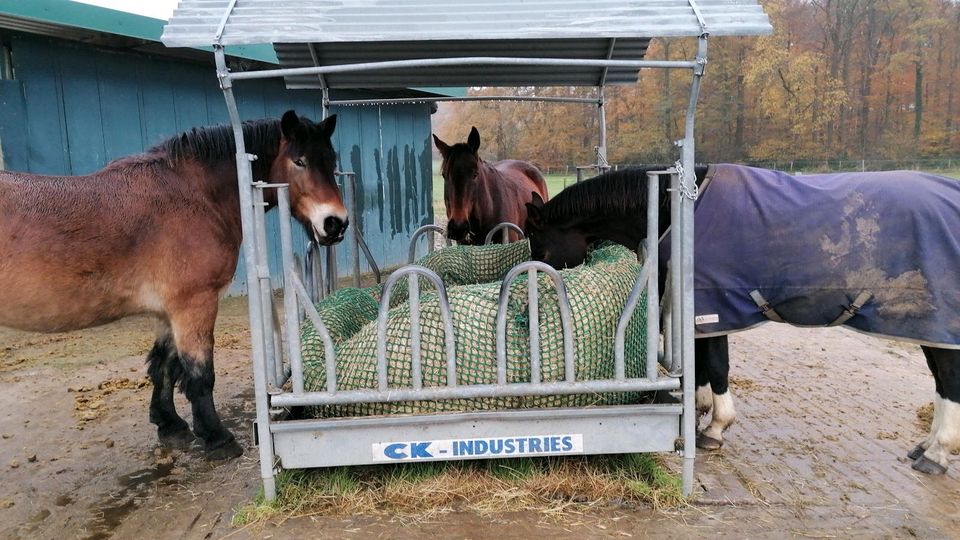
433 126 485 244
273 110 348 246
523 192 591 270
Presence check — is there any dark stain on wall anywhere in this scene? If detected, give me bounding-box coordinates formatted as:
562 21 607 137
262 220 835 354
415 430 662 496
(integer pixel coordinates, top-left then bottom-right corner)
348 144 365 234
373 147 386 233
418 135 433 225
403 144 419 226
387 146 402 236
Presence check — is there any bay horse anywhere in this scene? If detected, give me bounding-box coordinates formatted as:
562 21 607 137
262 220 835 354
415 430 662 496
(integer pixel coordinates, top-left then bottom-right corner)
433 127 548 244
0 110 347 460
524 164 960 476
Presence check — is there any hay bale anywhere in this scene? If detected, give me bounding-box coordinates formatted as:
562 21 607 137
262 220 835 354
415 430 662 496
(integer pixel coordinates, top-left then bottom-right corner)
300 241 647 417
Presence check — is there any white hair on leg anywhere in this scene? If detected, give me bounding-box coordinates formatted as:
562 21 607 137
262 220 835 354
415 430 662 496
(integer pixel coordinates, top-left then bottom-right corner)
696 384 714 414
922 398 960 468
701 391 736 443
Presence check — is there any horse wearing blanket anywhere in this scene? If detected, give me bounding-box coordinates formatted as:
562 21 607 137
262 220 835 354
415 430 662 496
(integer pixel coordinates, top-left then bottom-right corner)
524 164 960 475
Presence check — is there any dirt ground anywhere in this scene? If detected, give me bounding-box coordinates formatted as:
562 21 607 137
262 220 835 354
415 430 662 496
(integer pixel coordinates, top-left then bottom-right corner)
1 296 958 539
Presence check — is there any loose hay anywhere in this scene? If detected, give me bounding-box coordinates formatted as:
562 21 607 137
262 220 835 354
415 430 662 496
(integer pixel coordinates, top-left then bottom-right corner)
916 402 934 431
231 454 683 528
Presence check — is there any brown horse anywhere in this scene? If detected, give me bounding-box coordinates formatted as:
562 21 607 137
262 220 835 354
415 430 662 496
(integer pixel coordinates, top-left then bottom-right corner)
433 127 548 244
0 110 347 460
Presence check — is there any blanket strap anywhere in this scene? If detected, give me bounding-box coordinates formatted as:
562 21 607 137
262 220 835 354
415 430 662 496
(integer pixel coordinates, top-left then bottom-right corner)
828 291 873 327
749 290 785 323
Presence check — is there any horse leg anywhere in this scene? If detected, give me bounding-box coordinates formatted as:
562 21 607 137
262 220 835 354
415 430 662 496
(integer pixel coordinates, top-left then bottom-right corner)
169 293 243 460
912 347 959 475
697 335 736 451
146 327 194 447
907 347 943 461
694 339 714 417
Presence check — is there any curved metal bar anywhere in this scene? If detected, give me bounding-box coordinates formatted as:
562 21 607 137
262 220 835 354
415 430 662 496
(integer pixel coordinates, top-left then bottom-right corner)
484 222 525 244
304 240 325 303
354 229 381 284
408 224 448 263
495 261 575 385
377 265 457 391
613 262 653 380
289 275 337 393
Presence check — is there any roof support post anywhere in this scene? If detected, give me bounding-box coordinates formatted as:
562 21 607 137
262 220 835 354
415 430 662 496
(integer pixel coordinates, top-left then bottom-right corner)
678 34 709 497
215 45 278 502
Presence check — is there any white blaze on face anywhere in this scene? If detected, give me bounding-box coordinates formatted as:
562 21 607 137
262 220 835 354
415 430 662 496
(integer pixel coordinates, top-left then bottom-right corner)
308 202 348 244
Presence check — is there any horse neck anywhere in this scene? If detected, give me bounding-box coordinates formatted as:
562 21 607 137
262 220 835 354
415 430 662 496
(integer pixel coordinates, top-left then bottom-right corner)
470 161 507 222
555 185 673 250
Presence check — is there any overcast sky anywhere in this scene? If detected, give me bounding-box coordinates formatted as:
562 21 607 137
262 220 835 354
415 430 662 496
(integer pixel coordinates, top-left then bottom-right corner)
71 0 180 21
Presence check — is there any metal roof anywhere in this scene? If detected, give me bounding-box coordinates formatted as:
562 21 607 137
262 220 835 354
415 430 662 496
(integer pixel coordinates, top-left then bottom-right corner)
162 0 772 88
0 0 279 64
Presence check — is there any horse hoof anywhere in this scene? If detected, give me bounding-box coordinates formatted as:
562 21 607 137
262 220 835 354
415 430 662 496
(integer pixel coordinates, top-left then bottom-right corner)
205 439 243 461
907 444 926 461
158 426 196 448
912 455 947 475
696 433 724 451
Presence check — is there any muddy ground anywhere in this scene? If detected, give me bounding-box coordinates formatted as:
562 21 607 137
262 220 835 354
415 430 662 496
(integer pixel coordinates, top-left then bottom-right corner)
1 296 958 539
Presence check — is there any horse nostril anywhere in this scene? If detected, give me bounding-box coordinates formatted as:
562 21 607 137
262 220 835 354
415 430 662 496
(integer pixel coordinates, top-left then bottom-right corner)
324 216 346 237
447 220 466 235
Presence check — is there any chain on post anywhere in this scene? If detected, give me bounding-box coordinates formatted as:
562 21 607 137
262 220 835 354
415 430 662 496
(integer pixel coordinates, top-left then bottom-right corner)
674 159 698 200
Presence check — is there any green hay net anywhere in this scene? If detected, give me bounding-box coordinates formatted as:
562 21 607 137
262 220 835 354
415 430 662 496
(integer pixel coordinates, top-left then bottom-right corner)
300 241 648 417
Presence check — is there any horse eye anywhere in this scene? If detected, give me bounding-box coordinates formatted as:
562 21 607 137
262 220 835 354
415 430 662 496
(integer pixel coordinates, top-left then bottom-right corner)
293 158 306 168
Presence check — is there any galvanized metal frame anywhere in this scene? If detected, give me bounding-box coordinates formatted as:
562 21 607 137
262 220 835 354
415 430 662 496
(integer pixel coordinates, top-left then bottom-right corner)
207 18 712 502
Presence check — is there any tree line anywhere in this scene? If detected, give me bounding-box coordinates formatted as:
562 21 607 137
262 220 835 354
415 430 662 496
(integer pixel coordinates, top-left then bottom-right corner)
434 0 960 170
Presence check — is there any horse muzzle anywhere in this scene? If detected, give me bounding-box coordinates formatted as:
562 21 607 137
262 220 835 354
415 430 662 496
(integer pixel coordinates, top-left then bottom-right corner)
313 216 348 246
446 219 472 243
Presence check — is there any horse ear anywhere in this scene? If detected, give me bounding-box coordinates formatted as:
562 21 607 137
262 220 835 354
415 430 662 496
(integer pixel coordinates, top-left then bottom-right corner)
525 203 542 232
318 114 337 138
281 110 300 140
467 127 480 154
525 192 544 231
432 134 450 159
529 191 545 209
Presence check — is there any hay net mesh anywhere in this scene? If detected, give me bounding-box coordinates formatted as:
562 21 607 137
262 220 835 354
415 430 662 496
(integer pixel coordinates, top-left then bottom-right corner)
300 240 648 417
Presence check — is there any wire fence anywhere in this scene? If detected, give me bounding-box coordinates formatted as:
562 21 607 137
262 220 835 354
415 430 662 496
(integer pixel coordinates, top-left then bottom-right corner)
541 157 960 177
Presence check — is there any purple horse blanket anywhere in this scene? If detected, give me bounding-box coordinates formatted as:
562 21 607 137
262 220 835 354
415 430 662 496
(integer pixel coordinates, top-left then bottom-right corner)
664 164 960 348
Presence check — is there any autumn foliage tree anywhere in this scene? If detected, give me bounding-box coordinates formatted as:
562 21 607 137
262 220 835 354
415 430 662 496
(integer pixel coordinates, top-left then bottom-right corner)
435 0 960 169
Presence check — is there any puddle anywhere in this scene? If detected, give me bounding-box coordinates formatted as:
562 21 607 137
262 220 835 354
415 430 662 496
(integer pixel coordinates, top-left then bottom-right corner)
80 460 177 540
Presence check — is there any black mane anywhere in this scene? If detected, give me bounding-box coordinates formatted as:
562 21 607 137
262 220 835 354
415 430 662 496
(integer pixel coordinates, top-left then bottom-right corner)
541 165 709 223
148 118 282 178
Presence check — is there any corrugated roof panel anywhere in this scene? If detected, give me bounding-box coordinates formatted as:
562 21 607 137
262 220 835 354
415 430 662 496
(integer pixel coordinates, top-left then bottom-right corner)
274 38 650 87
163 0 772 47
161 0 771 88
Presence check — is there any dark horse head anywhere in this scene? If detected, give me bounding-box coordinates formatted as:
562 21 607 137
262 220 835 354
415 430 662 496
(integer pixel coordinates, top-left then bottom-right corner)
274 111 348 245
433 126 484 243
524 166 708 269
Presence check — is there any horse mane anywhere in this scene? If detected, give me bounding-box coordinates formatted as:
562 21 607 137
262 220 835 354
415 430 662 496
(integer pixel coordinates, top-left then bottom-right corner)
150 119 282 164
541 167 663 222
541 165 709 223
140 118 283 178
